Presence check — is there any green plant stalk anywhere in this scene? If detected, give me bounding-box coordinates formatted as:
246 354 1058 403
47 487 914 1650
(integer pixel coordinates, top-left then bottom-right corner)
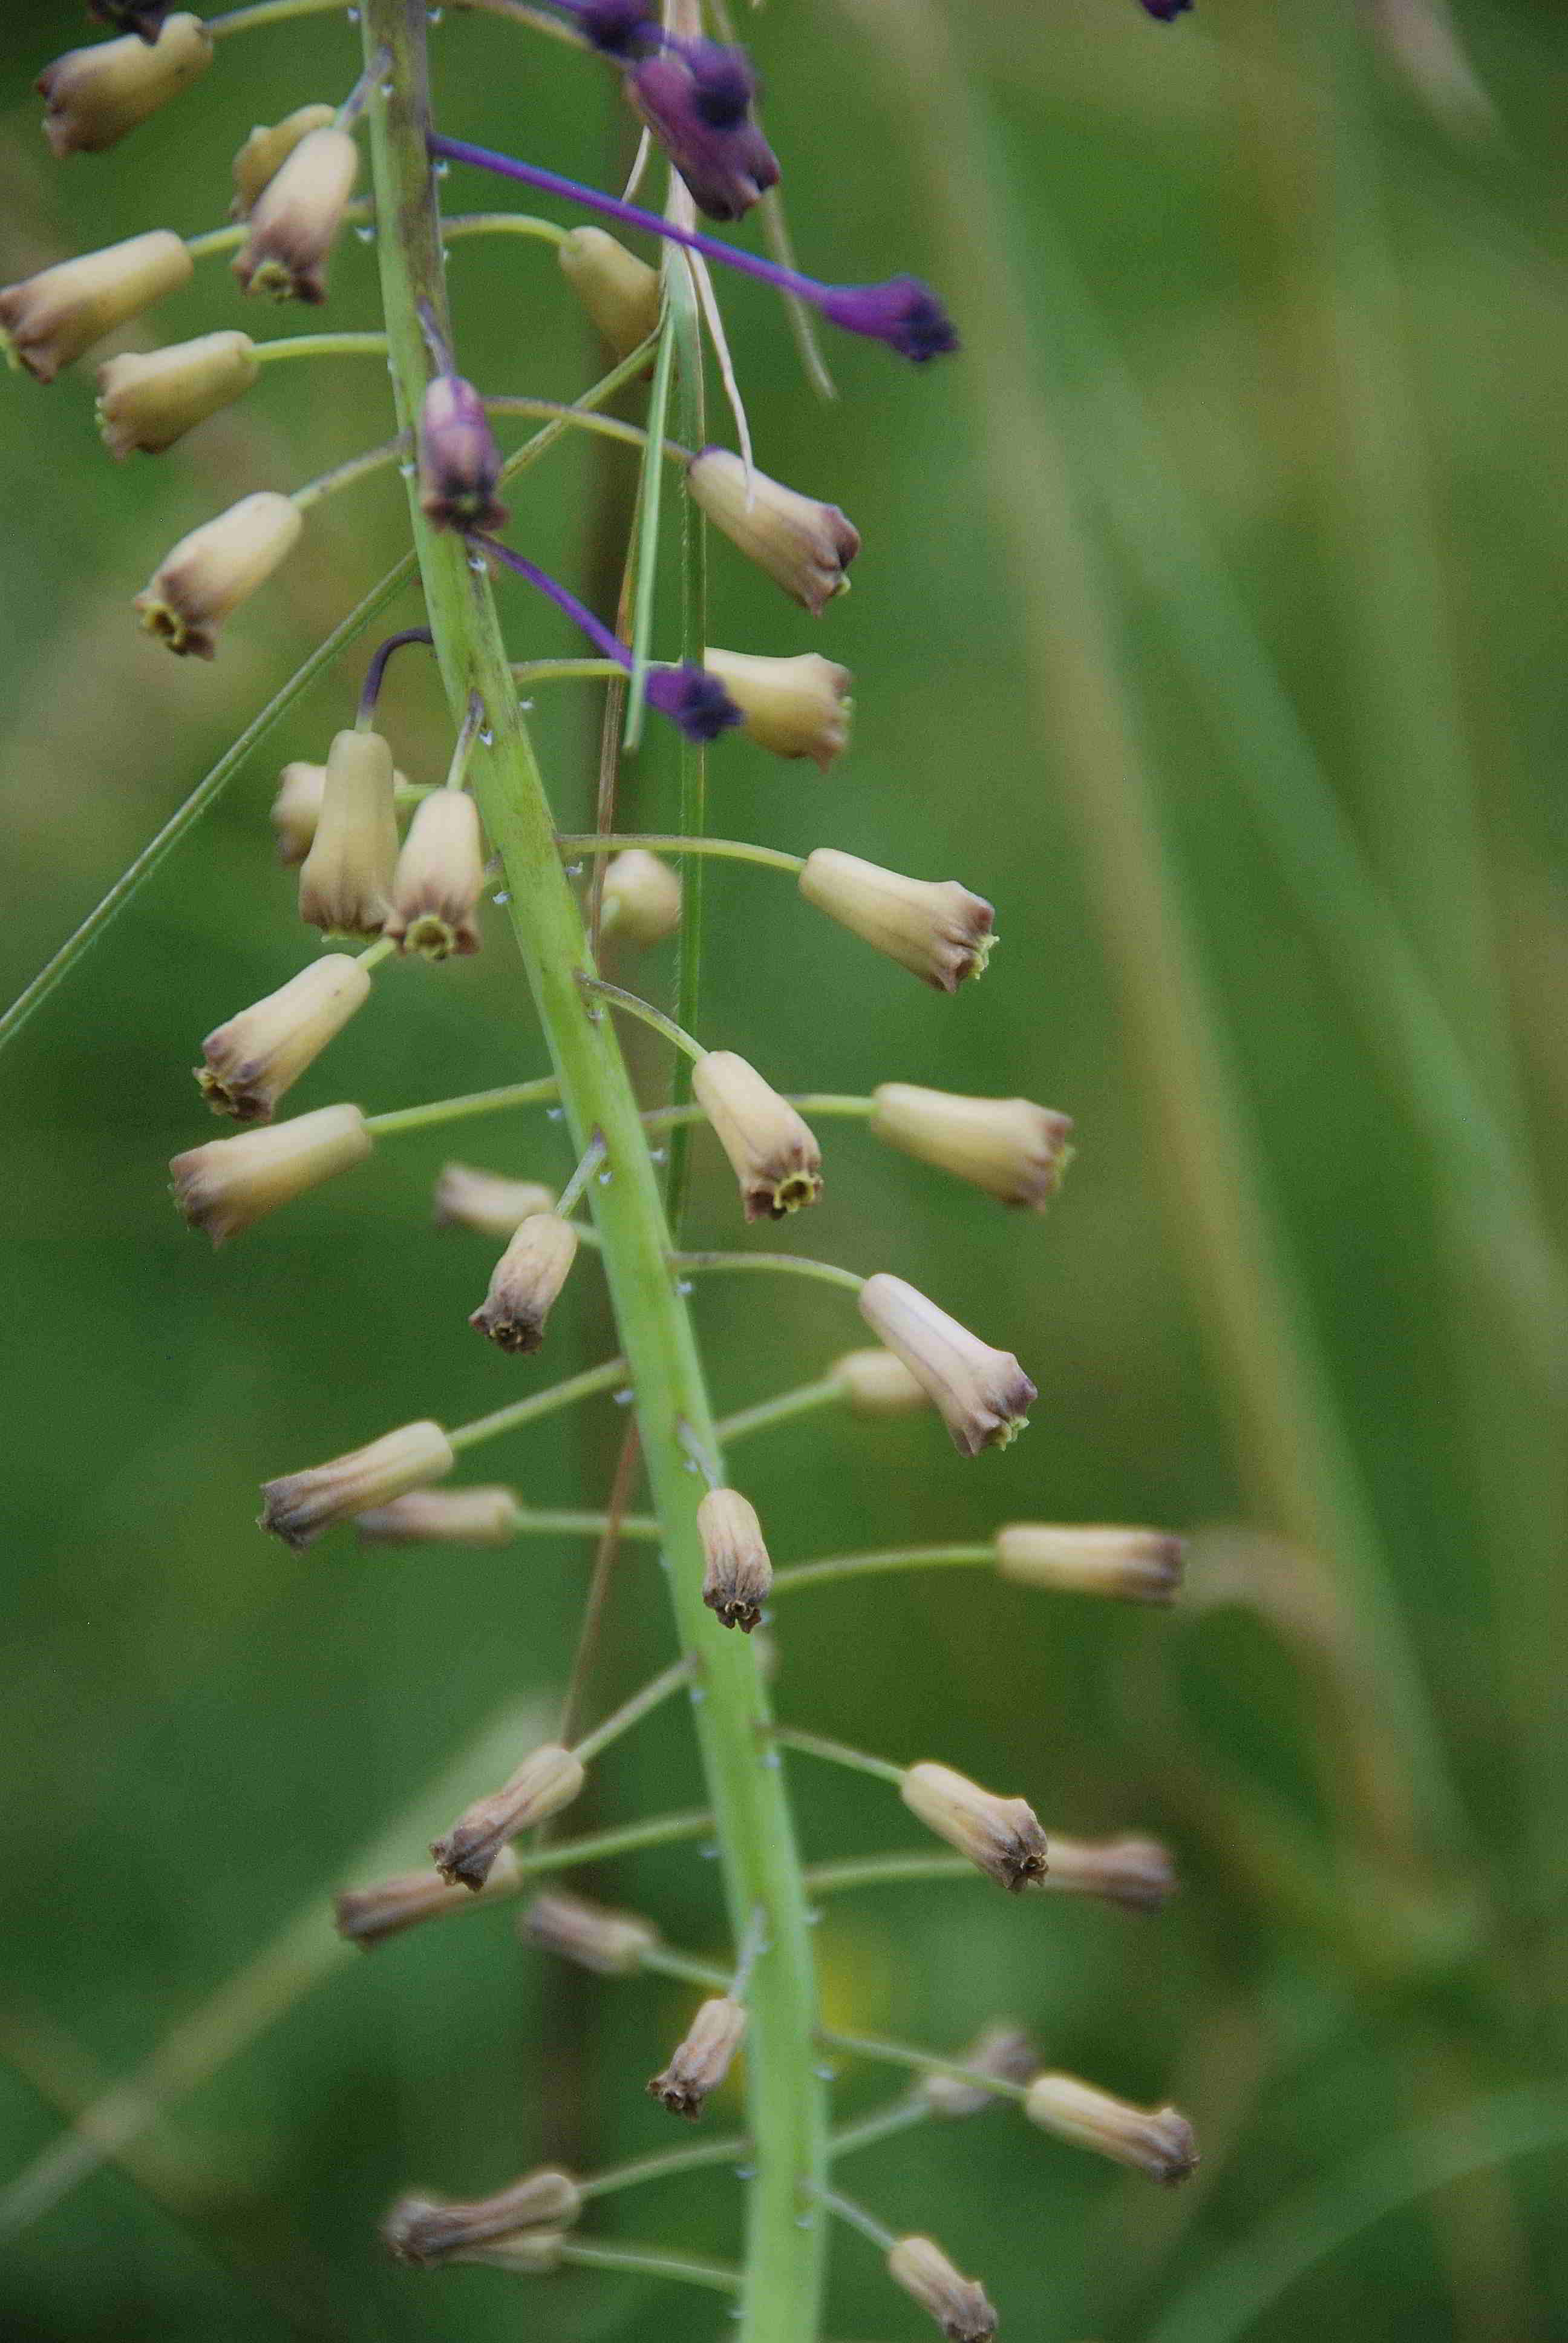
360 12 826 2340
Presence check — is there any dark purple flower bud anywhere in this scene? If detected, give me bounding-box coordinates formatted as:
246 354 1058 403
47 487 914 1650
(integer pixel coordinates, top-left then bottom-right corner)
88 0 172 37
571 0 659 58
418 373 508 534
815 275 958 364
645 664 745 744
629 47 779 223
1140 0 1193 19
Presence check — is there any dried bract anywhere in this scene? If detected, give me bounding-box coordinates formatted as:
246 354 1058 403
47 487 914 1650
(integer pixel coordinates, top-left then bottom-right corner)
704 648 853 770
196 954 370 1124
233 125 359 304
698 1487 773 1632
432 1744 586 1890
599 849 681 945
996 1524 1184 1604
521 1890 658 1976
831 1347 931 1417
384 2169 581 2266
230 103 336 218
871 1084 1073 1209
37 15 212 159
921 2022 1038 2118
170 1101 370 1245
800 850 994 991
2 232 191 385
887 2236 998 2343
432 1164 557 1237
260 1419 454 1550
135 490 302 658
558 226 660 359
687 448 859 615
97 331 259 457
297 727 400 937
356 1487 522 1547
469 1213 580 1354
901 1759 1049 1892
335 1846 522 1947
647 1995 748 2119
692 1050 822 1222
858 1273 1034 1457
386 790 485 959
1025 2071 1198 2184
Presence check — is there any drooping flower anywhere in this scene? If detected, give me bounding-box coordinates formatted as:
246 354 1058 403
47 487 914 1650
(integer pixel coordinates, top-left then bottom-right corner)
2 232 192 385
97 332 259 457
135 491 303 659
38 15 212 158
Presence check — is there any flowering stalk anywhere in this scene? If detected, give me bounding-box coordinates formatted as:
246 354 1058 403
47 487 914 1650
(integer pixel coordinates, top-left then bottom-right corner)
360 9 827 2336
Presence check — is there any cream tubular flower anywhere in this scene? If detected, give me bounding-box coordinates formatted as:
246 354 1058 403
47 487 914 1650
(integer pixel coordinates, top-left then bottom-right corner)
704 648 853 770
334 1846 523 1946
871 1083 1073 1209
230 103 336 218
995 1524 1185 1604
687 448 860 615
135 490 303 659
297 728 400 937
557 226 661 359
195 954 371 1123
36 15 212 159
2 232 191 385
599 849 681 946
697 1488 773 1633
1038 1833 1175 1912
432 1164 557 1237
920 2022 1037 2118
169 1101 370 1245
887 2236 998 2343
97 331 259 457
469 1213 580 1354
431 1744 586 1890
521 1890 659 1976
271 763 327 865
858 1273 1035 1456
386 790 485 959
383 2169 581 2267
830 1347 930 1417
647 1996 748 2119
259 1419 454 1551
233 125 359 304
355 1487 523 1547
799 850 995 991
901 1760 1048 1892
1024 2072 1198 2184
691 1050 823 1222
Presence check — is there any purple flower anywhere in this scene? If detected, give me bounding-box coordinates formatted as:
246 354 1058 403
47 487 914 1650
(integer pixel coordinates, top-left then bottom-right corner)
646 664 746 742
566 0 660 59
428 136 959 365
1139 0 1193 19
418 372 508 534
628 43 779 222
479 536 743 744
815 275 959 364
88 0 172 37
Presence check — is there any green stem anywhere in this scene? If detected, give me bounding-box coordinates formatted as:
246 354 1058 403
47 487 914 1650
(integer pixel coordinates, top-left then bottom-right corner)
580 2134 750 2202
773 1727 905 1789
364 1073 560 1135
183 224 247 260
641 1944 732 1993
714 1375 843 1447
0 559 416 1060
497 337 661 485
582 976 707 1065
557 2240 742 2293
447 1358 630 1455
771 1544 993 1596
805 1851 973 1895
361 18 826 2342
645 1093 875 1136
827 2095 929 2164
623 306 679 752
292 434 410 514
818 2025 1030 2106
206 0 344 32
514 658 624 687
558 833 806 876
506 1509 661 1541
254 333 391 364
667 195 710 1230
571 1657 694 1765
675 1251 867 1298
484 395 681 459
817 2184 897 2252
442 209 570 250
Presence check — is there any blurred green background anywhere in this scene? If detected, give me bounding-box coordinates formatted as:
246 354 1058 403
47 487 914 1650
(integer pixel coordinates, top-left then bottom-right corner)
4 0 1567 2337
